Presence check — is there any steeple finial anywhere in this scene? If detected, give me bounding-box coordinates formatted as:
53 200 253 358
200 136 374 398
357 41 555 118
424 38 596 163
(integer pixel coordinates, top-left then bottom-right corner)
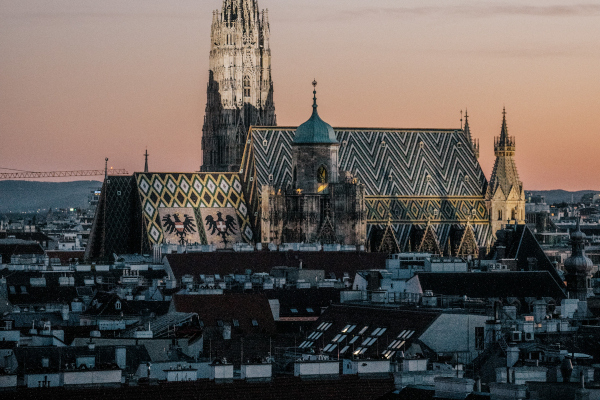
312 79 318 110
144 149 149 173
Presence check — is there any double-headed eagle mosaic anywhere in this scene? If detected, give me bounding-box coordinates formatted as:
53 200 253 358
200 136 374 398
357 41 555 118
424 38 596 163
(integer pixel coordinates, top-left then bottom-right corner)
161 213 197 245
205 212 237 244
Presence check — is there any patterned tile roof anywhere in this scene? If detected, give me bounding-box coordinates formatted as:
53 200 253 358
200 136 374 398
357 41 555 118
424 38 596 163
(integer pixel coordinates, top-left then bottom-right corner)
135 172 253 247
242 127 486 198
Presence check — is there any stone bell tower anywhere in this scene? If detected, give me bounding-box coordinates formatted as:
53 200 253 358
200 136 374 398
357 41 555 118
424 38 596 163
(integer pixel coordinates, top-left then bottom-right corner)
260 82 366 247
291 80 340 194
201 0 276 172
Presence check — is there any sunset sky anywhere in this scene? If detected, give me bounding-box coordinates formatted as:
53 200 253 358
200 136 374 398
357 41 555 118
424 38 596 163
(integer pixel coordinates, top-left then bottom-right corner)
1 0 599 190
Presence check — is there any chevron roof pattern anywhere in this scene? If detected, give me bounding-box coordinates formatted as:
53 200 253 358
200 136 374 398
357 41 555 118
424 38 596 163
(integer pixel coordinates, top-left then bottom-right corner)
240 127 493 248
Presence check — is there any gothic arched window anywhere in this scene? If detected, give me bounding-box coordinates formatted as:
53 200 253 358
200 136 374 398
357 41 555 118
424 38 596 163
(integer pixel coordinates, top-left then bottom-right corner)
243 76 251 98
317 165 328 184
498 210 503 221
293 166 297 182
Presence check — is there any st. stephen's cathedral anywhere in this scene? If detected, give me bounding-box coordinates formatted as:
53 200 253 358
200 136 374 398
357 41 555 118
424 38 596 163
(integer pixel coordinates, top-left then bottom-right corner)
86 0 526 261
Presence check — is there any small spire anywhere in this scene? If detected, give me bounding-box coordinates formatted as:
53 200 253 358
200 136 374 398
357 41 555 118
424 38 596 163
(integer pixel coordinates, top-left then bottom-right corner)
104 158 108 180
312 79 318 110
499 107 509 145
144 149 149 173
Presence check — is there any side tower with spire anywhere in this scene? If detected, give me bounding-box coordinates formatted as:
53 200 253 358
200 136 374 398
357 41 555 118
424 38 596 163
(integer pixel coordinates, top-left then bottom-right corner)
201 0 276 173
485 108 526 237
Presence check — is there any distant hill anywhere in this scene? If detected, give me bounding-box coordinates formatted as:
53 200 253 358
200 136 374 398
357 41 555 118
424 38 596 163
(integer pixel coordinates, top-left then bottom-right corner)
0 180 102 213
0 180 597 213
526 190 599 205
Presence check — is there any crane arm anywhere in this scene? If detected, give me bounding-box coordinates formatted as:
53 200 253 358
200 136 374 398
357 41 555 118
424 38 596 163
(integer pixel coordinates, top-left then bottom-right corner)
0 169 129 179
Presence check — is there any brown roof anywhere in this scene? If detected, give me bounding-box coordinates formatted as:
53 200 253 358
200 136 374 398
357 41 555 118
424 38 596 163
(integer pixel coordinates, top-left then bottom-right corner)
46 250 85 265
173 293 276 334
305 304 440 360
0 243 44 263
166 251 387 279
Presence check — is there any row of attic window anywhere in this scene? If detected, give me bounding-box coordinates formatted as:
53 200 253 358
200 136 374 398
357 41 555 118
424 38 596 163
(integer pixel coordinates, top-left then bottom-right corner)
208 319 259 328
300 325 415 354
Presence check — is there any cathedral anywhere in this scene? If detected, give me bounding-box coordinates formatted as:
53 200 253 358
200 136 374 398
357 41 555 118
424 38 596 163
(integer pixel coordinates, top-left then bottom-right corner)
86 0 526 261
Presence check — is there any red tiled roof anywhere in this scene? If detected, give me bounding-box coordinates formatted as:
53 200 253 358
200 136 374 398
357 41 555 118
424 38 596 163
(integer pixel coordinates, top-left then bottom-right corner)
166 251 387 279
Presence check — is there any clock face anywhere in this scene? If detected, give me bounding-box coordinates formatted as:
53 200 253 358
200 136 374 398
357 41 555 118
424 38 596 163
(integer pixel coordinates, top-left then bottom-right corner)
317 166 328 184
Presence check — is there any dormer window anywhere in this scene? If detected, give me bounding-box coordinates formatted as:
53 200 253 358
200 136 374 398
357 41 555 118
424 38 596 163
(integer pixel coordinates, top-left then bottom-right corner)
115 300 121 310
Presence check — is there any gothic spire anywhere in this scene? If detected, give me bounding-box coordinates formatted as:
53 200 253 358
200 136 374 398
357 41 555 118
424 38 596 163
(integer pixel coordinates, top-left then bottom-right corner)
463 109 479 158
487 108 521 199
499 107 509 147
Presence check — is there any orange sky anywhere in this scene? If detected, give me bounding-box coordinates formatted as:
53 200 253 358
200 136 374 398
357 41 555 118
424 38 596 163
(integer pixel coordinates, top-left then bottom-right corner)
1 0 599 190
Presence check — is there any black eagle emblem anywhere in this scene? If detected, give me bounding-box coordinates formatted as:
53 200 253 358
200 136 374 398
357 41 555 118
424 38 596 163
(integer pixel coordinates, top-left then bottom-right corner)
162 213 197 245
205 212 237 244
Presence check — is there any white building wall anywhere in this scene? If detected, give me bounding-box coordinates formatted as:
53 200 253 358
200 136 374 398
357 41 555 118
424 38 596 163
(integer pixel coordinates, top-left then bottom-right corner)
63 370 122 386
418 314 488 363
26 373 62 388
0 374 17 389
294 361 339 377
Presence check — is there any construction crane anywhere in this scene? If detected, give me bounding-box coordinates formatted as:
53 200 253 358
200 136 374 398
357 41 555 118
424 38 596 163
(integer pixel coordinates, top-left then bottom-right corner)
0 158 128 180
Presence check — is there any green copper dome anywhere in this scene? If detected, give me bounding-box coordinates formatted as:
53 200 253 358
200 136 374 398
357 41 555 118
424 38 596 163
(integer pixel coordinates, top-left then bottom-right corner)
293 82 338 145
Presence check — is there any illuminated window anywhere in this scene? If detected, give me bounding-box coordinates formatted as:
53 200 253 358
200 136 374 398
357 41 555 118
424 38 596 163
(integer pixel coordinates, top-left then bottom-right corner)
244 76 251 98
317 165 328 184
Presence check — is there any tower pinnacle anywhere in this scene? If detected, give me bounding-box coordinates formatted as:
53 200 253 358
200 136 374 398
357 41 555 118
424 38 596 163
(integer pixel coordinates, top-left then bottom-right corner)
144 149 149 173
